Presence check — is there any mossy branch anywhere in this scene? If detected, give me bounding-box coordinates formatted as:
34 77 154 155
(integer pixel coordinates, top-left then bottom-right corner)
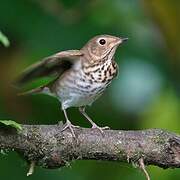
0 124 179 176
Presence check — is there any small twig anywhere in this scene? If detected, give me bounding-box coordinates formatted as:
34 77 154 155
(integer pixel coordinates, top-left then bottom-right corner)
139 158 150 180
27 161 35 176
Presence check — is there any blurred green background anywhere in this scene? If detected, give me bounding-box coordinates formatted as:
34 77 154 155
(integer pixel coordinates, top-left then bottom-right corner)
0 0 180 179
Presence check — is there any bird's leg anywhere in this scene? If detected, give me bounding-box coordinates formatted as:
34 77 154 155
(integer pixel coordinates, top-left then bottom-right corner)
79 107 109 134
61 109 80 138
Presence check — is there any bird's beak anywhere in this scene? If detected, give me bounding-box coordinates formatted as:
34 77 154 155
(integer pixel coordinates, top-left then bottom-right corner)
115 37 128 46
121 37 128 42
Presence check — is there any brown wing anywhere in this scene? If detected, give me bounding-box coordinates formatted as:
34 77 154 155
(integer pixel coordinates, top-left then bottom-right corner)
16 50 83 86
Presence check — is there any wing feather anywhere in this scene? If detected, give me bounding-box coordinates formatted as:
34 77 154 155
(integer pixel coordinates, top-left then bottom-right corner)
16 50 83 85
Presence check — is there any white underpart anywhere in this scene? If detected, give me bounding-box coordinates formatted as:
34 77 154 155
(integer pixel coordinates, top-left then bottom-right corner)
54 58 114 110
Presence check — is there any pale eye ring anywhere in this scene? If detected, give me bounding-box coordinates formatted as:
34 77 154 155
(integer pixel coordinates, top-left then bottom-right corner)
99 39 106 45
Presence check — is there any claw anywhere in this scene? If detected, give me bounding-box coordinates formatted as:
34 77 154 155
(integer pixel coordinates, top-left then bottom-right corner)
91 123 110 135
61 120 80 138
79 107 110 136
62 109 80 138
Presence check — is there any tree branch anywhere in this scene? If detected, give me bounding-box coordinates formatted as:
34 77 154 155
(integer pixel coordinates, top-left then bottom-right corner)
0 124 179 172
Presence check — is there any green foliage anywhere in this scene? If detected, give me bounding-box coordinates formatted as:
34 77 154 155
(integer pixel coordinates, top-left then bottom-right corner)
0 120 22 131
0 31 10 47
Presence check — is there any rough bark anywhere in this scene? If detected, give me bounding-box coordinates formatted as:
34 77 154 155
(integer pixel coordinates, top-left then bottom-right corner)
0 124 179 170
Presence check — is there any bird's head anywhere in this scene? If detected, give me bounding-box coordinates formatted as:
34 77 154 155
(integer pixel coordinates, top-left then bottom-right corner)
82 34 128 63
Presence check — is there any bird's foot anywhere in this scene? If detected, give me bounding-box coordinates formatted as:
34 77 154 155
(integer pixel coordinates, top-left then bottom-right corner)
61 120 80 138
91 123 110 135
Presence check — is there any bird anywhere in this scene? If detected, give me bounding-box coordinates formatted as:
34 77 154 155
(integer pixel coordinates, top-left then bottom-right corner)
16 34 128 137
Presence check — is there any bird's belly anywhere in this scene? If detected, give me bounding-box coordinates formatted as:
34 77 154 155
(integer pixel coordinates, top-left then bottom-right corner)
56 82 107 109
53 63 117 109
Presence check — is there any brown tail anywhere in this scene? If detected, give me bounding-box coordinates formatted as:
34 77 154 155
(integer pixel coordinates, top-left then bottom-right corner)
17 86 44 96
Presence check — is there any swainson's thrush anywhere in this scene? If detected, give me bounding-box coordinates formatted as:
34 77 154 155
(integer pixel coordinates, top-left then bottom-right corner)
17 35 128 137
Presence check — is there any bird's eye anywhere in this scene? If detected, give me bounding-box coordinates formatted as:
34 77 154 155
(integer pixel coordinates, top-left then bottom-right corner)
99 39 106 45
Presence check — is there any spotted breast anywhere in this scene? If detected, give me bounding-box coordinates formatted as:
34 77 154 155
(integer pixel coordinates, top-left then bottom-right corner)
51 57 118 110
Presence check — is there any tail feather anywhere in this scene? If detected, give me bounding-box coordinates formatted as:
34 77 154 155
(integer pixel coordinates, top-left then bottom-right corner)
18 86 44 96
